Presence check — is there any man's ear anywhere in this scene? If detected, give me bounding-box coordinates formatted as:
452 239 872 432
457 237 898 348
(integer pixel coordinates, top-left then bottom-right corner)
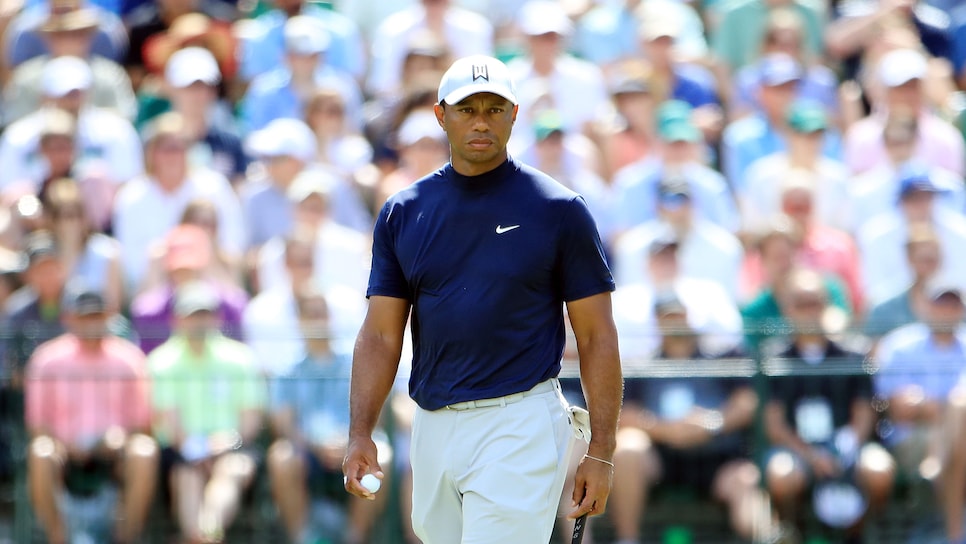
434 103 446 129
512 104 519 123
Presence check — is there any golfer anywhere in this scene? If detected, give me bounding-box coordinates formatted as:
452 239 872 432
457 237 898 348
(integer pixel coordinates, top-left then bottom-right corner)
343 54 623 543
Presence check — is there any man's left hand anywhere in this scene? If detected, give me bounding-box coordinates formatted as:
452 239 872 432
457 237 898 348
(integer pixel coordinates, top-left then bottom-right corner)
568 454 614 519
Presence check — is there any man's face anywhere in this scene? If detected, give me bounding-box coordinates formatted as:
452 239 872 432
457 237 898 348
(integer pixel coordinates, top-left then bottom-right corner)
527 32 562 59
886 79 923 112
45 29 94 57
40 134 76 175
265 155 305 186
179 310 218 340
899 190 935 223
70 312 109 340
759 81 797 119
170 81 215 114
51 90 85 116
26 258 66 301
783 288 827 333
284 243 315 286
435 93 517 174
908 241 940 280
928 294 964 334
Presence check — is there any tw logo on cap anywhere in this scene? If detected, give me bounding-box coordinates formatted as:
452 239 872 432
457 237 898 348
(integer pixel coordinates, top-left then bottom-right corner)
472 64 489 82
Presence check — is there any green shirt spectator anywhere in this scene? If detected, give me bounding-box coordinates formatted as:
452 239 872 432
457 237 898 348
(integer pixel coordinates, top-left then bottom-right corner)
711 0 826 70
149 332 265 446
741 275 850 353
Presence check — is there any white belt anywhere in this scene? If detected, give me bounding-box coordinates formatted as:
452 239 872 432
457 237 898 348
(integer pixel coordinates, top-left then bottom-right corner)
444 378 558 411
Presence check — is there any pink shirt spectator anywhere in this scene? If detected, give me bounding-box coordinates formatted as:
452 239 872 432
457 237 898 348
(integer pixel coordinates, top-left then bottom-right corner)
845 112 965 176
25 335 151 445
798 225 864 313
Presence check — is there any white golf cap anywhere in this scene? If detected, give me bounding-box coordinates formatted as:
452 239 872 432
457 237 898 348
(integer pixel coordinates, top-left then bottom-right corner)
878 48 927 88
41 56 92 97
165 46 221 88
284 15 330 55
398 110 444 146
518 0 573 37
245 117 317 163
438 55 518 106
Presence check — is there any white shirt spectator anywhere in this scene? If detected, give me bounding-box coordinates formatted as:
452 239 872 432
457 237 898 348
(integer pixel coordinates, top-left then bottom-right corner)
256 219 371 296
849 165 966 233
614 219 744 298
367 2 493 99
242 283 365 376
507 55 609 149
613 279 742 361
113 167 245 290
0 106 142 191
858 209 966 304
741 153 852 231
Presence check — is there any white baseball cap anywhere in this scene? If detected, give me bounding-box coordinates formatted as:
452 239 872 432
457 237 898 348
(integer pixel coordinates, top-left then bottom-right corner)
437 55 518 106
518 0 573 37
42 56 92 97
398 110 444 146
245 118 317 163
165 46 221 88
284 15 330 56
878 48 927 88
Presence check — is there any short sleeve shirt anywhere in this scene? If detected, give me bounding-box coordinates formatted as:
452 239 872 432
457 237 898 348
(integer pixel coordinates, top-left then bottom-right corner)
270 352 352 444
368 158 615 410
148 334 265 444
765 341 871 445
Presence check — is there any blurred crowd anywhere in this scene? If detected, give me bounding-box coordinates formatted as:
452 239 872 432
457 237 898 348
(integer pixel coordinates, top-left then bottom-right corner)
2 0 966 542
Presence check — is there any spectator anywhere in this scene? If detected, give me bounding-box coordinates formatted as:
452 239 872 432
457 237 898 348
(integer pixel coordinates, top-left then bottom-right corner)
864 224 943 339
507 0 608 145
0 107 75 201
267 287 390 544
826 0 952 79
776 173 865 313
731 7 839 118
0 56 143 191
303 87 374 181
366 0 490 101
2 5 135 125
376 108 450 208
516 110 615 240
4 0 128 68
598 64 659 179
4 231 70 378
113 111 244 291
124 0 237 91
240 117 317 251
849 114 966 232
152 46 249 185
149 280 265 544
25 288 156 544
845 48 965 176
240 15 363 134
611 294 772 544
245 226 365 377
741 100 851 232
711 0 826 72
636 9 721 116
857 168 966 304
721 53 842 192
873 282 966 543
614 100 739 240
43 177 123 312
762 269 895 537
255 172 371 298
739 220 852 351
131 224 247 354
177 198 243 288
612 231 743 361
615 176 743 297
237 0 366 83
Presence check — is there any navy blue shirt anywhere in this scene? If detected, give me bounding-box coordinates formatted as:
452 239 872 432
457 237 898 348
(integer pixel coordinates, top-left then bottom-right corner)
368 158 615 410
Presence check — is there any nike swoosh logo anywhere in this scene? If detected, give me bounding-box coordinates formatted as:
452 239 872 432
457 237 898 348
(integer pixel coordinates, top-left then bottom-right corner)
495 225 520 234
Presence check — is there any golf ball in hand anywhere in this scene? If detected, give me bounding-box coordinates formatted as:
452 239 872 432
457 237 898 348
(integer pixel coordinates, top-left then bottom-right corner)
361 473 381 493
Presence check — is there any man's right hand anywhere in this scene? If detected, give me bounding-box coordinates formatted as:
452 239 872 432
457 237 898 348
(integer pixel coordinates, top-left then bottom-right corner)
343 435 383 500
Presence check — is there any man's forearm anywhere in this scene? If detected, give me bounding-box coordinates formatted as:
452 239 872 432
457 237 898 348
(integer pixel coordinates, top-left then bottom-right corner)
349 332 403 439
578 338 623 459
